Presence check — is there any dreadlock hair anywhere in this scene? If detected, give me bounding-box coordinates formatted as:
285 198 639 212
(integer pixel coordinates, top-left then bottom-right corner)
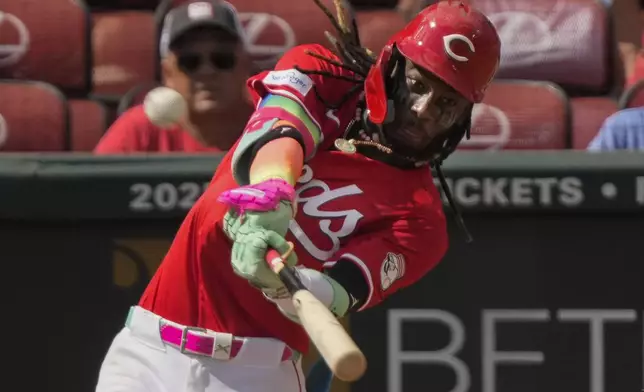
294 0 375 109
431 110 473 243
303 0 473 242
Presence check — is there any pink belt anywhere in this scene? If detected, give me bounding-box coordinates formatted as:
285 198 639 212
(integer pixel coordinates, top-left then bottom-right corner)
159 323 296 362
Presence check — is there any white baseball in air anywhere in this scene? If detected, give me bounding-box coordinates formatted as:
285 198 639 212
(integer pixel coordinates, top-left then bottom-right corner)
143 87 187 127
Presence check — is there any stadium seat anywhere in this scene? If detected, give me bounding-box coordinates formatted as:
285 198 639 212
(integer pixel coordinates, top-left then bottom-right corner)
471 0 611 95
69 99 110 151
116 82 161 116
92 11 157 99
158 0 337 71
0 80 68 151
355 10 406 54
570 97 618 149
618 79 644 109
459 80 569 150
0 0 92 93
85 0 160 10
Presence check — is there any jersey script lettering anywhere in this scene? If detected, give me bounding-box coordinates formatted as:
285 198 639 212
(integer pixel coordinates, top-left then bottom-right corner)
289 165 364 261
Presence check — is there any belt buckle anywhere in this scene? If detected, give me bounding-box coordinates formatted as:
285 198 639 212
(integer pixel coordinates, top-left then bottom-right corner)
179 326 208 354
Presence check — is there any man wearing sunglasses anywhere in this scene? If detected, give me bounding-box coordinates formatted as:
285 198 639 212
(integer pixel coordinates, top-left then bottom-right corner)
94 0 252 154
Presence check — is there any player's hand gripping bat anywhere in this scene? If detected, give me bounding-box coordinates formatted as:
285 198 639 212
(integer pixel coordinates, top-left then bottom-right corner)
265 243 367 382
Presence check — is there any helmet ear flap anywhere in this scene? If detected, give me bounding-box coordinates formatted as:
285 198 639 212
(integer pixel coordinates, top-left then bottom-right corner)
384 46 408 124
366 44 407 125
365 44 394 125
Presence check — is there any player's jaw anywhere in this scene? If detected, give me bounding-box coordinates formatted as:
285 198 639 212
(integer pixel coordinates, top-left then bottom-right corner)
387 61 471 156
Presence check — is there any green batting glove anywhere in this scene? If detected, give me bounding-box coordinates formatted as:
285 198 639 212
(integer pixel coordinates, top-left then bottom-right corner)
222 200 294 242
230 227 297 289
218 178 298 288
224 201 297 288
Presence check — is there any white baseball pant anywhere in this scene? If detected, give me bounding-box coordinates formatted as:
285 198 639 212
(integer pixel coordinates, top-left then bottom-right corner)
95 306 306 392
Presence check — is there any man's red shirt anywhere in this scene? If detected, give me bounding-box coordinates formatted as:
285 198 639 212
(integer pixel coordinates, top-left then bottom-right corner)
94 105 220 153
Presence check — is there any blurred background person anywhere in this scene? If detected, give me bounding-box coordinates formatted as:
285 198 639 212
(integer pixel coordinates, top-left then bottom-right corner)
94 0 253 154
589 0 644 152
587 107 644 150
615 0 644 88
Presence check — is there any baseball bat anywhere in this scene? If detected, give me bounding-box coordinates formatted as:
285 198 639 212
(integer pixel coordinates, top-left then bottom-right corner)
265 244 367 382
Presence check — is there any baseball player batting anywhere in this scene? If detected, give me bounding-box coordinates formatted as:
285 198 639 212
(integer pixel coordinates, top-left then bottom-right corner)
95 0 501 391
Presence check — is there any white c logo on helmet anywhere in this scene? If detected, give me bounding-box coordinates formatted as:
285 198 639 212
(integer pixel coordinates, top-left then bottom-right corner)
443 34 476 62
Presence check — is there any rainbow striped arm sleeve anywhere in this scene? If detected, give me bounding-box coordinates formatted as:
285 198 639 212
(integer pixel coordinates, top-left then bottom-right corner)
231 93 323 185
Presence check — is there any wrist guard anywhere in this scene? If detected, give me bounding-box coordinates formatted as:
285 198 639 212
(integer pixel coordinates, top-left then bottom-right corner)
217 178 296 216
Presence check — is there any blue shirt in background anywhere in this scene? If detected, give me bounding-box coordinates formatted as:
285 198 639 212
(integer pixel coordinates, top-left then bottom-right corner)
587 108 644 151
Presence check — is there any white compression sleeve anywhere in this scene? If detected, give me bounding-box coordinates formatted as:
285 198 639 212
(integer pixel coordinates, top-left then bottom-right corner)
263 267 350 322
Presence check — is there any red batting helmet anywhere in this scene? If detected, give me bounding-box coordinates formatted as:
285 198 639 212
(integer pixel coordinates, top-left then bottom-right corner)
364 1 501 124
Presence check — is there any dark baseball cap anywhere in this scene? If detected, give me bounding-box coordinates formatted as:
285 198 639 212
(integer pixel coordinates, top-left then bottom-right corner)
159 0 246 57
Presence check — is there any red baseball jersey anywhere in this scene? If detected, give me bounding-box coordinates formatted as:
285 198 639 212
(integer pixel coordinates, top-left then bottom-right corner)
139 44 448 354
94 105 221 154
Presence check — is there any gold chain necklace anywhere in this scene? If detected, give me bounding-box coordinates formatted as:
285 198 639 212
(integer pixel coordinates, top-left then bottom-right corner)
334 138 428 167
334 138 393 154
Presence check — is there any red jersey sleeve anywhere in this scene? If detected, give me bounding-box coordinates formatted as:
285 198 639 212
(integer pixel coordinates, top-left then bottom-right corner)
230 44 361 184
248 44 359 149
93 106 149 154
327 209 448 311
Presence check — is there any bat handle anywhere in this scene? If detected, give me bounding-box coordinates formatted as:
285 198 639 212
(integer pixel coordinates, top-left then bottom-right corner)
264 242 306 294
266 243 368 381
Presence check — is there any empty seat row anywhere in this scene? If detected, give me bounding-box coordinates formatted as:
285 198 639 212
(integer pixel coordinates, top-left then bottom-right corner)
1 79 636 153
461 81 618 151
0 81 108 151
471 0 613 95
0 0 614 100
